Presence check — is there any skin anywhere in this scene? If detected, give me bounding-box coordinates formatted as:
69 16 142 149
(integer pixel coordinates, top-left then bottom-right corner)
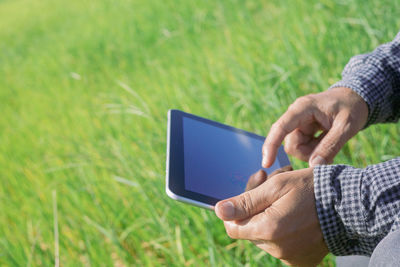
215 87 369 266
245 165 293 191
215 168 328 266
261 87 368 168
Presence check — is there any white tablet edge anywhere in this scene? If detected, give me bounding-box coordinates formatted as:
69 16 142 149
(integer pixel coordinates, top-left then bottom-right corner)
166 187 214 210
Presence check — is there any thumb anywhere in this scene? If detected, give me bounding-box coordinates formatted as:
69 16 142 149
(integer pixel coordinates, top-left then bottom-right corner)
309 115 353 167
215 183 273 221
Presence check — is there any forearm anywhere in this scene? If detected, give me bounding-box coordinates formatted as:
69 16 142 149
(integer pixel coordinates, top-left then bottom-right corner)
314 157 400 256
330 32 400 127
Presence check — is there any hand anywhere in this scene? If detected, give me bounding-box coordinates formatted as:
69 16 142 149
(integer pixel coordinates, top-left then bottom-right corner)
215 168 328 267
261 87 368 168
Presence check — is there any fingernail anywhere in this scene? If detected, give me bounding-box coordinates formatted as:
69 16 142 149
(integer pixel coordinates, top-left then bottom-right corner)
220 201 235 219
310 155 326 167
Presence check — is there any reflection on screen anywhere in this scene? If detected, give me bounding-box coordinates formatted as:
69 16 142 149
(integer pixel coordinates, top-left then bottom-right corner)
183 117 282 200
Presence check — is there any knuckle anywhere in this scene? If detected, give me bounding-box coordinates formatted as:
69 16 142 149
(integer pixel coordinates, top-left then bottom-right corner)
271 121 281 132
283 136 295 154
239 193 254 217
302 95 315 104
293 95 314 109
287 102 297 112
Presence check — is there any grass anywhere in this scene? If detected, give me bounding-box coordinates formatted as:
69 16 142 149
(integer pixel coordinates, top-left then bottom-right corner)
0 0 399 266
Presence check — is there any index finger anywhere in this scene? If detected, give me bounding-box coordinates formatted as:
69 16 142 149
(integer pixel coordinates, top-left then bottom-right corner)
262 105 313 168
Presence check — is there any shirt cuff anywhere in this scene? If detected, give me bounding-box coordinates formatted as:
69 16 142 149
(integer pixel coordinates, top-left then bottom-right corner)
314 164 371 256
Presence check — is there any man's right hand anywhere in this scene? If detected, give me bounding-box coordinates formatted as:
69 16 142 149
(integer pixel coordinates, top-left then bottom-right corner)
262 87 368 168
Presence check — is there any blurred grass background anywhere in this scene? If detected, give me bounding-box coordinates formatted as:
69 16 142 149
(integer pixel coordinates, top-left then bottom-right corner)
0 0 399 266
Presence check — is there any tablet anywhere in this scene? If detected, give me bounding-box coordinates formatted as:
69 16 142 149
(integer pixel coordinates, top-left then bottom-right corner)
166 109 290 210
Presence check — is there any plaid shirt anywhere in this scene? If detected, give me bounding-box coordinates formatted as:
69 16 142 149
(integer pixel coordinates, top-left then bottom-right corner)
314 31 400 256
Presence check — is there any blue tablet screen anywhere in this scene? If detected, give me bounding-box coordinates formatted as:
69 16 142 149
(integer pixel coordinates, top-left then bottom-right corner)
183 117 282 200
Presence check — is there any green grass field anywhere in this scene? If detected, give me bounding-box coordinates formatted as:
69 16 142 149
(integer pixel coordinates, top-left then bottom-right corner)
1 0 399 266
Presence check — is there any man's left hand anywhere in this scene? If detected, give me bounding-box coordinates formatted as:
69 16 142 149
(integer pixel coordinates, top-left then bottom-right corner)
215 168 328 267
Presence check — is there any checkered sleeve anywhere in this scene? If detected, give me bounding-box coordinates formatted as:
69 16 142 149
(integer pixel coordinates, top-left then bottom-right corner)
314 157 400 256
330 31 400 127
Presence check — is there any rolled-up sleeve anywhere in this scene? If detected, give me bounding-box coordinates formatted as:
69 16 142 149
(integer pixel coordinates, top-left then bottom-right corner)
330 31 400 126
314 158 400 256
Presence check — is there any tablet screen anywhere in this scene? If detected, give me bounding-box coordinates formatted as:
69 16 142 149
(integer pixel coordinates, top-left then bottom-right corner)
182 117 282 200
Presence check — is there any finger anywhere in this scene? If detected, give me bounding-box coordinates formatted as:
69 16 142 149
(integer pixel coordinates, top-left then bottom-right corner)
223 202 284 240
215 178 281 221
268 165 293 177
245 166 293 192
297 121 322 136
223 212 270 240
309 113 353 166
284 121 322 151
284 129 313 161
262 115 302 168
294 138 321 162
284 128 327 162
245 170 267 191
262 99 318 168
246 165 293 192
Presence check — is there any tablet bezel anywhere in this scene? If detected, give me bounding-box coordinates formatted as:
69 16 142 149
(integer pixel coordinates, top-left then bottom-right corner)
166 109 290 210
